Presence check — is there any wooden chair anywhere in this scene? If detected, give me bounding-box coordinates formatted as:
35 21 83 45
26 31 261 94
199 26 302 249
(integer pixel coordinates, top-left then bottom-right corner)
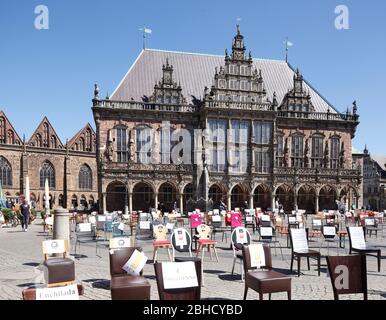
242 244 291 300
152 225 173 263
289 228 321 277
154 260 202 300
195 224 219 262
22 284 84 300
347 226 381 272
326 254 367 300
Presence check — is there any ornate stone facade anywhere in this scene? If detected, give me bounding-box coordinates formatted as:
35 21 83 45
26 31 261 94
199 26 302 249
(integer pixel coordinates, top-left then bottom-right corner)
93 26 361 214
0 111 98 210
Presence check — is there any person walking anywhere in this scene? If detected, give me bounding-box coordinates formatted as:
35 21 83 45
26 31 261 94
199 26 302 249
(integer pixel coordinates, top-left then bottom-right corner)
20 199 31 232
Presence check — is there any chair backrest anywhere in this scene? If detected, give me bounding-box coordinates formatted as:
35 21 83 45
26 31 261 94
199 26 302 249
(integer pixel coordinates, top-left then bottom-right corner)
77 222 92 233
42 239 69 260
190 214 202 228
290 228 309 252
109 237 135 249
242 244 272 271
171 228 192 253
326 254 367 300
196 224 211 239
364 218 376 227
45 216 54 226
154 261 201 300
347 227 367 250
312 219 322 229
231 212 242 228
322 225 337 239
154 225 168 241
231 227 251 250
259 226 274 240
109 247 142 276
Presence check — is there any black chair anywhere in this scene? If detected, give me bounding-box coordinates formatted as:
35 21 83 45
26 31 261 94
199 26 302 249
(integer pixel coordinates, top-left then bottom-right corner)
347 226 381 272
258 226 283 259
319 225 340 256
326 254 367 300
289 228 321 277
171 228 201 263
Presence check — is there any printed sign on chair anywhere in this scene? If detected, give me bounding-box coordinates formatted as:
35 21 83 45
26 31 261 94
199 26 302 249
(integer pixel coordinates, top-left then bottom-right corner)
162 261 198 289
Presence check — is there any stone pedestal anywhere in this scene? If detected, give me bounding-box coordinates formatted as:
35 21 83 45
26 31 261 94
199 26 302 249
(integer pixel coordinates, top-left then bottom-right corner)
53 207 70 251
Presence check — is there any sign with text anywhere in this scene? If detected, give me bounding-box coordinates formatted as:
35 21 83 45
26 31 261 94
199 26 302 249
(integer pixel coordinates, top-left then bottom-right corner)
261 215 270 222
212 215 221 222
36 284 79 300
323 226 336 236
78 223 92 232
260 227 273 237
291 229 308 252
190 214 202 228
162 261 198 289
349 227 366 249
122 249 148 276
174 229 188 249
43 240 65 255
236 227 248 244
109 237 133 249
249 244 265 268
139 221 151 230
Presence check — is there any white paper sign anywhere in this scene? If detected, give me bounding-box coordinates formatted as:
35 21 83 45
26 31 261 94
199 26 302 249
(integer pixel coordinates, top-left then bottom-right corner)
365 219 375 226
213 209 219 215
45 217 53 225
162 262 198 289
246 216 253 222
313 219 322 226
140 221 151 230
260 227 273 237
291 229 308 252
140 212 148 219
78 223 92 232
89 216 96 224
166 222 175 230
249 244 266 268
43 240 65 255
261 215 270 222
122 249 148 276
323 226 336 236
175 229 187 249
236 228 248 244
110 237 132 249
118 223 125 231
36 284 79 300
212 215 221 222
349 227 366 250
289 217 296 223
97 215 106 222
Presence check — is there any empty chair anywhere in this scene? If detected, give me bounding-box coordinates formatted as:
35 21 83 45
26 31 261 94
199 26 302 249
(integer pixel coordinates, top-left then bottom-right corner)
319 225 340 256
211 214 228 242
258 226 283 259
289 228 321 277
363 217 381 238
195 224 219 262
74 223 97 258
154 260 201 300
171 228 200 263
326 254 367 300
244 209 256 234
347 226 381 272
231 227 252 280
242 244 291 300
152 225 172 263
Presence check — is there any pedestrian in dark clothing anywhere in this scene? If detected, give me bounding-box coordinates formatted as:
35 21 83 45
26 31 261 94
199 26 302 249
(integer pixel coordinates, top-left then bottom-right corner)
20 200 31 232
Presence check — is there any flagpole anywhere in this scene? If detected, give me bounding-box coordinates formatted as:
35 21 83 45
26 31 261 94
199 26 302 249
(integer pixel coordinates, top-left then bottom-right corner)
285 37 288 63
143 27 146 50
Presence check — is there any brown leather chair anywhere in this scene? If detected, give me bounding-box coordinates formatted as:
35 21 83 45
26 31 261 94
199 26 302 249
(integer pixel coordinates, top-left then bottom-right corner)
42 240 75 287
109 247 151 300
347 226 381 272
326 254 367 300
154 260 202 300
242 244 291 300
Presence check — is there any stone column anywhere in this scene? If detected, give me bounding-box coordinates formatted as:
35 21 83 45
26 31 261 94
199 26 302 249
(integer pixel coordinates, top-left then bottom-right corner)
128 193 133 214
102 193 107 214
227 193 231 211
154 193 159 211
315 192 319 213
53 207 70 251
249 194 254 210
179 194 184 215
271 193 276 211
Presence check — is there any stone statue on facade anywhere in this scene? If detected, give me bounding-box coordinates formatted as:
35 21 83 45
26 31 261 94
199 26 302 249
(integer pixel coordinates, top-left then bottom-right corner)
129 138 135 162
283 137 289 167
304 138 310 168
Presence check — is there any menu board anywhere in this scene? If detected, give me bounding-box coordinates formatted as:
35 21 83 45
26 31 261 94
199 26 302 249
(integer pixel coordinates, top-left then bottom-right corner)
290 229 308 252
162 262 198 289
349 227 366 249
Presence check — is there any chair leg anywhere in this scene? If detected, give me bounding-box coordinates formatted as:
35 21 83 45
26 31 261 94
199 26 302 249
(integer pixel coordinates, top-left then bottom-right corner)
378 251 381 272
231 257 236 275
287 291 291 300
167 247 172 262
243 287 248 300
290 254 294 272
259 293 264 300
318 255 321 276
269 293 272 300
298 256 301 277
214 246 219 262
307 257 310 271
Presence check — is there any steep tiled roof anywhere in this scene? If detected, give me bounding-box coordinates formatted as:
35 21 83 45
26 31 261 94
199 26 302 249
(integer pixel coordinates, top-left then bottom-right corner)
111 49 338 113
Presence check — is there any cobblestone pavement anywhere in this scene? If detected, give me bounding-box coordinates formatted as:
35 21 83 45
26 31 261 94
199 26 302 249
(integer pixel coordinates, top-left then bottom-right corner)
0 217 385 300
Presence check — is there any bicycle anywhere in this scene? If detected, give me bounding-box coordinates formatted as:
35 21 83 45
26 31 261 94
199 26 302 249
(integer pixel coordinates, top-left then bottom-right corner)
9 212 21 228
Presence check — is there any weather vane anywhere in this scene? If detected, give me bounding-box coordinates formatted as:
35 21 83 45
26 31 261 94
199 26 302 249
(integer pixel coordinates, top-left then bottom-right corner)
284 37 294 62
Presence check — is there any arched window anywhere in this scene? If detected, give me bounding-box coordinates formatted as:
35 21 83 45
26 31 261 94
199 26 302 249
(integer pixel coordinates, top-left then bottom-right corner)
43 123 49 147
7 130 14 144
40 161 55 188
79 137 85 151
36 133 42 147
311 134 324 168
0 156 12 186
330 137 340 169
0 117 5 143
51 135 57 149
291 134 304 167
79 164 92 190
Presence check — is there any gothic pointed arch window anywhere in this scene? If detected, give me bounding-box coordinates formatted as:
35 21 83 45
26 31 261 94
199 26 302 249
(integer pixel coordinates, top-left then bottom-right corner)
50 135 57 149
43 123 49 148
291 133 304 168
330 136 340 169
7 130 14 144
79 137 85 152
0 156 12 187
79 164 92 190
40 161 55 188
85 129 92 152
36 133 43 147
0 117 5 144
311 134 324 168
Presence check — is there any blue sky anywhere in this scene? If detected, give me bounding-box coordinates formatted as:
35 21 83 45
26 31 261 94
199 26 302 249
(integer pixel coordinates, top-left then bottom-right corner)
0 0 385 155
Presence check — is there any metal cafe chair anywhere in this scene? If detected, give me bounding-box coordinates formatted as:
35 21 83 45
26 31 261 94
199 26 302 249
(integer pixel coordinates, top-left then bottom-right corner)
319 225 341 256
326 254 368 300
231 227 252 281
242 244 291 300
74 222 98 258
258 226 284 259
170 228 200 263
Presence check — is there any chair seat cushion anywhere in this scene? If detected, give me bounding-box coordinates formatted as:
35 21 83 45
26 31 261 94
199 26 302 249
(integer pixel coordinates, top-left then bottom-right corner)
198 239 216 245
43 258 75 284
153 240 171 245
111 275 150 300
294 249 320 256
246 270 291 294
